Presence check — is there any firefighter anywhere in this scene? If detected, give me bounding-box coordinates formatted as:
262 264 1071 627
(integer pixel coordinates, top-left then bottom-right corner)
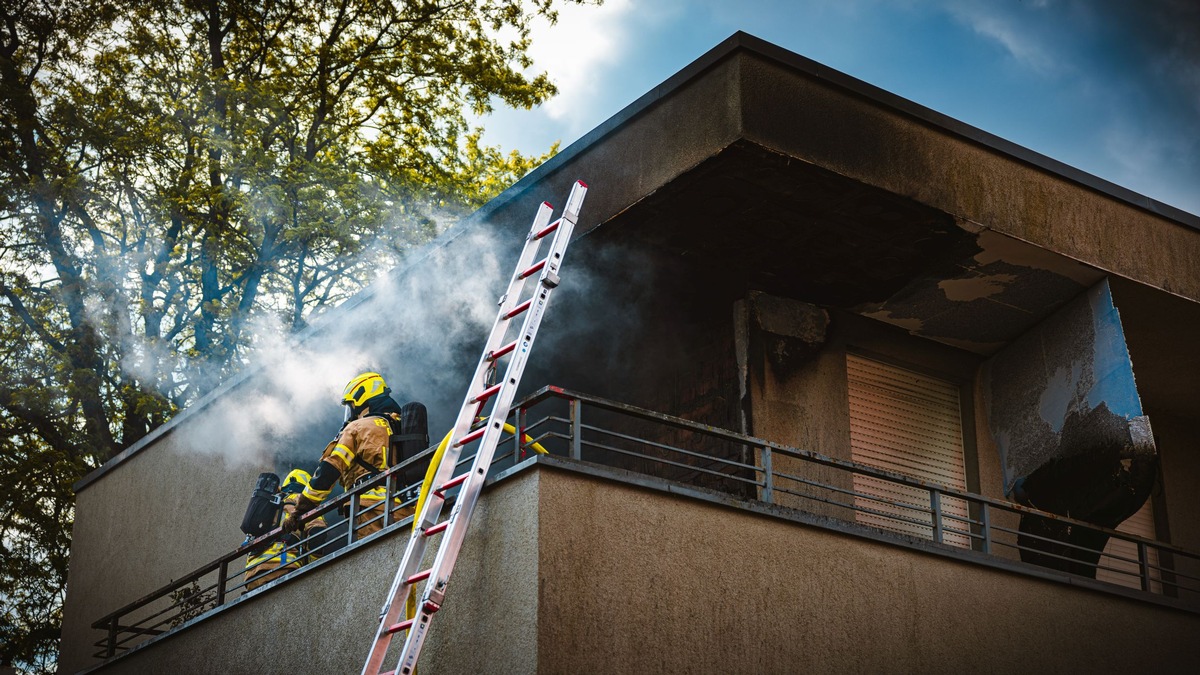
282 372 419 540
245 469 328 590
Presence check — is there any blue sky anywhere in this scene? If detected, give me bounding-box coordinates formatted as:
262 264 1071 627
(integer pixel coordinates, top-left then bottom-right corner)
477 0 1200 216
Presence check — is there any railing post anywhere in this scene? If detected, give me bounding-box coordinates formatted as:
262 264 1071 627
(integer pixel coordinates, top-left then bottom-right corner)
1139 541 1152 592
347 494 359 544
216 560 227 606
518 406 528 461
384 473 395 528
106 616 118 658
930 489 943 544
569 398 582 461
980 502 992 555
761 446 774 505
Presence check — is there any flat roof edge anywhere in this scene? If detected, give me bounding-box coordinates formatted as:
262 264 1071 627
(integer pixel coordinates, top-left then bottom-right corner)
728 32 1199 230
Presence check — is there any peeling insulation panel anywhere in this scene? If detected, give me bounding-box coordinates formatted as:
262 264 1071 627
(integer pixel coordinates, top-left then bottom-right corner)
982 278 1155 495
859 230 1105 355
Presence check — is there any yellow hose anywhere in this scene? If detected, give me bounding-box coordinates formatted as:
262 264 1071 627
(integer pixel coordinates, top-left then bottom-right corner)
406 421 546 624
414 423 546 521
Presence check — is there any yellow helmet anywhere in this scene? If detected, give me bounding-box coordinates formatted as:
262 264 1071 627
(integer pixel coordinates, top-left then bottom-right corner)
281 469 311 495
342 372 389 408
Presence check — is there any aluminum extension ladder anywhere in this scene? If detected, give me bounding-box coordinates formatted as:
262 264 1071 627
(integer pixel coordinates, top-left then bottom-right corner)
361 180 589 675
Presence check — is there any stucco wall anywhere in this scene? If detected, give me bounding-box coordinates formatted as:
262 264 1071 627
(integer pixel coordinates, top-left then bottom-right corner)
1151 413 1200 591
60 432 269 673
972 373 1023 563
76 471 540 675
537 467 1199 674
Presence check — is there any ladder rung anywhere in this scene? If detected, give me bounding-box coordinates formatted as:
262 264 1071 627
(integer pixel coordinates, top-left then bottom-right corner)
424 521 449 537
472 383 502 404
487 340 517 361
434 473 469 498
454 427 485 447
518 259 546 280
407 569 432 585
385 619 414 636
503 299 532 319
534 218 561 240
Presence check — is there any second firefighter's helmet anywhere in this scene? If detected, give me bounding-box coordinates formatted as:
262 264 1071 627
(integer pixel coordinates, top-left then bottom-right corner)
281 469 312 495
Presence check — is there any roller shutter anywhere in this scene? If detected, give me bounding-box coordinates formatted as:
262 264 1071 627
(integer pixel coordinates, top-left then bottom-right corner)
847 354 970 548
1097 500 1160 590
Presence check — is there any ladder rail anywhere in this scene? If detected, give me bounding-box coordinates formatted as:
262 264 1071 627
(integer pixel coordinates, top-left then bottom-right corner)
362 181 587 675
395 197 581 673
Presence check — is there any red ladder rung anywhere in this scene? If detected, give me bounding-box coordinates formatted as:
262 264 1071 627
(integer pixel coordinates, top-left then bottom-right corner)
472 383 502 404
518 259 547 280
407 569 432 585
384 619 414 636
424 521 449 537
503 299 532 320
534 219 561 240
434 473 469 498
487 340 517 361
454 427 485 447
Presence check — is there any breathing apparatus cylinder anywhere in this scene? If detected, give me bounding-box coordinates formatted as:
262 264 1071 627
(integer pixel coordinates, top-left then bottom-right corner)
240 472 283 538
393 402 430 489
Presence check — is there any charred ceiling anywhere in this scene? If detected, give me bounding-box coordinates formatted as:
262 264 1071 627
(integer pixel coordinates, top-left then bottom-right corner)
597 139 976 307
593 139 1110 356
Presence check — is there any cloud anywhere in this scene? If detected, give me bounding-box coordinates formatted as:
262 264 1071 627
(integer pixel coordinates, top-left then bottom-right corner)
1102 120 1166 178
943 1 1062 75
525 0 638 128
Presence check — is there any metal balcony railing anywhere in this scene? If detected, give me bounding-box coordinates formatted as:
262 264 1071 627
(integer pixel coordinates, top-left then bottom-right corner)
90 385 1200 661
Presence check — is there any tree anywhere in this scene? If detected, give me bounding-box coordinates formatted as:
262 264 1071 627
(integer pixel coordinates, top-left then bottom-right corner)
0 0 590 670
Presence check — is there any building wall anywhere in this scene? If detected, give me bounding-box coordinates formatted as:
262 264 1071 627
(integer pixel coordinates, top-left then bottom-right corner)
537 467 1200 674
60 432 269 674
972 372 1023 563
1155 413 1200 551
1150 413 1200 591
73 472 540 675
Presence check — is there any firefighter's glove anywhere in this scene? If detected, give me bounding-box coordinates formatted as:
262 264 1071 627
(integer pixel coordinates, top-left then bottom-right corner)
281 495 319 533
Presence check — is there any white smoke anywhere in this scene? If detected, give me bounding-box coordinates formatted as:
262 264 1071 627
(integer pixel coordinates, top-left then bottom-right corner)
170 227 507 466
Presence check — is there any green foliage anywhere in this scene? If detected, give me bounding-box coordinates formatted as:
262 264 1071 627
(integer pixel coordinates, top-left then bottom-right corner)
0 0 594 670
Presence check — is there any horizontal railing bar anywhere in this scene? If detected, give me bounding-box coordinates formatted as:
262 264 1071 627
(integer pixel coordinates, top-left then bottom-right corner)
984 537 1109 573
772 469 934 518
581 423 762 474
582 440 760 488
988 523 1190 570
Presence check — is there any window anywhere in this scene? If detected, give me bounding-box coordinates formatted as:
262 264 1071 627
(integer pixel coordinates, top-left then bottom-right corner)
847 354 970 548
